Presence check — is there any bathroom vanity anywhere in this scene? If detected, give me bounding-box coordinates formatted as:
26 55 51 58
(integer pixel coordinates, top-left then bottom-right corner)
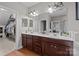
22 33 73 56
21 6 73 56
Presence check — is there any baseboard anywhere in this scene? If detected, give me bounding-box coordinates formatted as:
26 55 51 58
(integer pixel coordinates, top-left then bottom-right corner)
15 45 23 50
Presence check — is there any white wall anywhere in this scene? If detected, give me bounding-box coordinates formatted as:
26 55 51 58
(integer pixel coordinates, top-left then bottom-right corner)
65 2 79 32
14 8 28 49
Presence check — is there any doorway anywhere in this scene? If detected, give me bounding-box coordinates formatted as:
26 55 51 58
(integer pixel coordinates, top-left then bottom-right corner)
0 7 16 56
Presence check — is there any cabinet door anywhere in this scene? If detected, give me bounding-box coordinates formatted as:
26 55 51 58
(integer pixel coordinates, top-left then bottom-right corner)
44 42 70 56
22 34 26 48
33 45 42 55
26 35 32 50
33 36 42 47
32 36 42 55
22 18 28 27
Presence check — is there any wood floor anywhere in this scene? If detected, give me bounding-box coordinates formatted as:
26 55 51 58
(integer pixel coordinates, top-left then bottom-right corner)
6 48 39 56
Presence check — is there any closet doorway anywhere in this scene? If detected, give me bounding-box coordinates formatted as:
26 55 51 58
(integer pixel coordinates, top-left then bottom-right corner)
5 14 16 42
0 7 16 55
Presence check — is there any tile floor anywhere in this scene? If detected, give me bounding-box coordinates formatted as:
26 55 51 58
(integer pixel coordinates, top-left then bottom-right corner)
0 38 16 56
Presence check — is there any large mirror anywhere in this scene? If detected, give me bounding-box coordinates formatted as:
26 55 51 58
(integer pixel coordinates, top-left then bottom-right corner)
29 20 33 27
50 21 60 33
22 18 28 27
50 16 66 33
41 20 46 33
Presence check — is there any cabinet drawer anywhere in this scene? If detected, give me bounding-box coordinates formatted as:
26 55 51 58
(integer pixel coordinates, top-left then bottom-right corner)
33 45 42 55
26 35 32 39
33 39 41 43
22 34 26 38
44 42 70 56
33 39 41 46
48 42 67 49
47 38 73 47
33 36 41 47
33 35 41 41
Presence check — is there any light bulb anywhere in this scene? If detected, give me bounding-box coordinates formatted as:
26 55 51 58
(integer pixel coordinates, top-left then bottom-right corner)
30 13 33 16
48 7 53 13
33 11 36 14
30 11 38 16
0 8 6 11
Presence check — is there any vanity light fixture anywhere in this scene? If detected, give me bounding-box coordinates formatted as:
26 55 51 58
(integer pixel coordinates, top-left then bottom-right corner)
48 4 55 13
48 2 64 13
54 2 64 8
29 10 38 16
48 5 53 13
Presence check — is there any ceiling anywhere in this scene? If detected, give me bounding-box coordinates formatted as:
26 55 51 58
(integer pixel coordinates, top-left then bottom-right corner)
0 11 11 26
0 2 39 11
20 2 39 8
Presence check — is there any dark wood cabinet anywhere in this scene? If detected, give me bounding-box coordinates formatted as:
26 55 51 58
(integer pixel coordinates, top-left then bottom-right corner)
22 34 73 56
33 45 42 55
32 36 42 55
26 35 33 50
22 34 27 48
43 40 72 56
32 36 42 47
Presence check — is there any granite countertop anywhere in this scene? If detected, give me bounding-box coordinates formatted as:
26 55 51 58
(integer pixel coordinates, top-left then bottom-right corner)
22 32 74 41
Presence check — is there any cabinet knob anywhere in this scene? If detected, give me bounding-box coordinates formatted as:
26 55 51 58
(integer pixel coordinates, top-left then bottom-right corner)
50 45 53 47
50 45 57 48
